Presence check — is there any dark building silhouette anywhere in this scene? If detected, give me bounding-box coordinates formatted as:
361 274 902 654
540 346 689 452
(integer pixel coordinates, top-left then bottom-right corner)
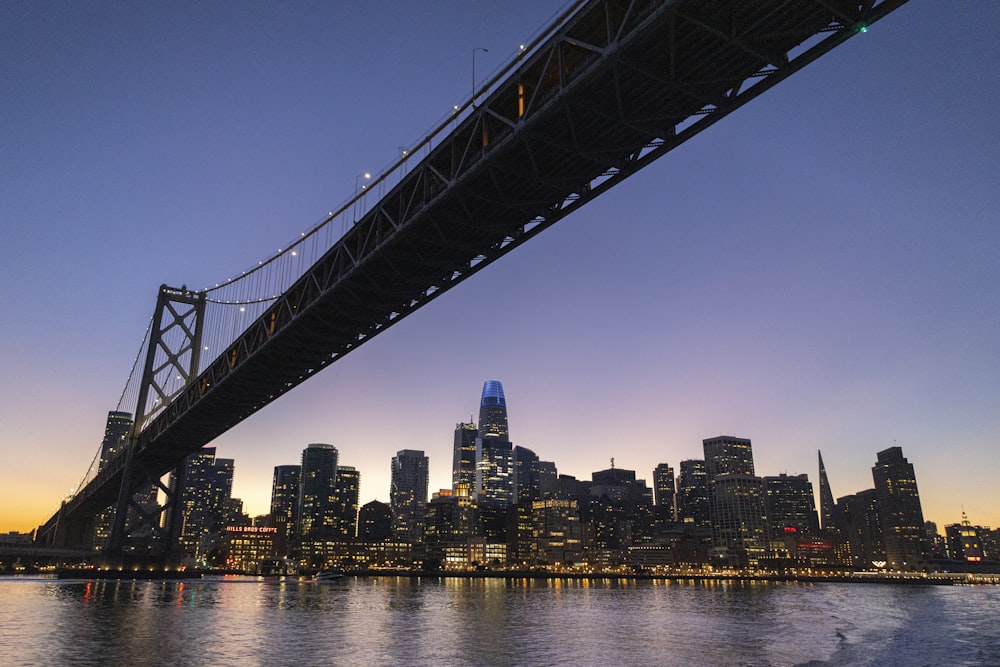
653 463 676 525
763 473 819 544
270 464 300 549
586 465 655 555
676 459 711 528
537 460 557 498
425 488 478 563
98 411 133 472
703 436 766 567
93 411 136 549
390 449 429 541
818 450 837 534
835 489 884 568
513 446 542 504
452 422 478 494
872 446 927 568
357 500 392 541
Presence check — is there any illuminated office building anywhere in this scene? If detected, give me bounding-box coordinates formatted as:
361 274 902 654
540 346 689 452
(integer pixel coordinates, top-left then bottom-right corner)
872 446 927 568
703 436 766 567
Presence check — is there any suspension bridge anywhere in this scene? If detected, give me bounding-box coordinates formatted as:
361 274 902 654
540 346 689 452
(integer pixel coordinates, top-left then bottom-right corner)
36 0 909 553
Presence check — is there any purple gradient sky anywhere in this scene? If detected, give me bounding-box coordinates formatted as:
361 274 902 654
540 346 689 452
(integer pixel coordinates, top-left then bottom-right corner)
2 2 998 533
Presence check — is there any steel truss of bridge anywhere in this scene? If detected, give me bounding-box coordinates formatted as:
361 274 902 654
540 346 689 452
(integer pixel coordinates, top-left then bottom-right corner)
40 0 908 548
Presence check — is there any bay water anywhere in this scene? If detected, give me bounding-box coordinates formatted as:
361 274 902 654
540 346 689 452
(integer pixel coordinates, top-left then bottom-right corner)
1 576 998 666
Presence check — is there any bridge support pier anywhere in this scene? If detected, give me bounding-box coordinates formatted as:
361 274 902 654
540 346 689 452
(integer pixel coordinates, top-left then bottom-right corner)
106 285 205 558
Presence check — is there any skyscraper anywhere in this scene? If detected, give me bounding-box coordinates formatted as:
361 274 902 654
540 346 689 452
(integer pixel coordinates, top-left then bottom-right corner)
169 447 235 560
391 449 429 542
676 459 711 528
475 380 513 507
270 464 300 547
872 446 927 568
817 450 837 533
763 473 819 539
332 465 361 540
512 445 541 504
653 463 676 523
836 488 884 568
478 380 508 440
475 381 513 542
703 436 766 567
98 411 133 472
297 443 338 538
93 411 136 549
452 422 478 494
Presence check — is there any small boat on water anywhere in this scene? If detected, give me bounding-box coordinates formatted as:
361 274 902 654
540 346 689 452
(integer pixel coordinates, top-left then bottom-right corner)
315 570 343 583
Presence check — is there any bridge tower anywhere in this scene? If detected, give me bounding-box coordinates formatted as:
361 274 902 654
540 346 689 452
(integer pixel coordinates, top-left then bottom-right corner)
105 285 205 561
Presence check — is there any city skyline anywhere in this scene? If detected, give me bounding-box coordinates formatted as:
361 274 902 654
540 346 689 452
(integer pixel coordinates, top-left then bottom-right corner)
2 3 998 533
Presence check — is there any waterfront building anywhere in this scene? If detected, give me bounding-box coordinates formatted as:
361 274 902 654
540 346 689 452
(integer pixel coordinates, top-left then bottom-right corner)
945 512 984 563
703 436 766 567
270 464 300 549
835 489 884 568
452 422 478 493
357 500 392 541
390 449 429 542
168 447 235 561
425 488 479 564
676 459 711 528
818 450 838 534
297 443 338 538
872 446 927 568
221 525 279 572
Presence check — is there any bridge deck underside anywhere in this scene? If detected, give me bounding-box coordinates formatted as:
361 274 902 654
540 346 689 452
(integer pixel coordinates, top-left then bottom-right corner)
47 0 905 542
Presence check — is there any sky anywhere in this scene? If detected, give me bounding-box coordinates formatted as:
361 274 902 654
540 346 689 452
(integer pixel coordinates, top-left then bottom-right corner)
2 1 998 534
